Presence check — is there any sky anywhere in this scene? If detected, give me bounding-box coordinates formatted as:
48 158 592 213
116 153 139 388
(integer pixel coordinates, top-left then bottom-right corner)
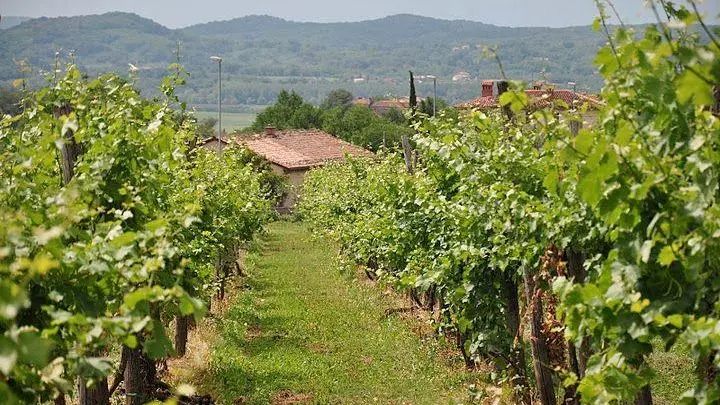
2 0 719 28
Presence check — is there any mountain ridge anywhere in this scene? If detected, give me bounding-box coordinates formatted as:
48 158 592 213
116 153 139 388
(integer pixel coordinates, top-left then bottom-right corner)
0 12 606 107
0 16 31 29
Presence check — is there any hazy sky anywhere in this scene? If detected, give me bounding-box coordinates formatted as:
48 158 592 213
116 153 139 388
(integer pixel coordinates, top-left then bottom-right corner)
2 0 719 28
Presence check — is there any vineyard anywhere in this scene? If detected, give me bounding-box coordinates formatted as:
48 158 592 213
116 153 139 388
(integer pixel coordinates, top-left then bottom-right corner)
0 64 274 404
299 4 720 405
1 2 719 405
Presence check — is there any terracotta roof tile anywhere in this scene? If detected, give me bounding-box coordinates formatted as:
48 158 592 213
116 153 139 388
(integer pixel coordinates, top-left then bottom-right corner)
525 89 603 109
353 97 373 106
234 129 373 170
457 89 603 111
456 95 499 110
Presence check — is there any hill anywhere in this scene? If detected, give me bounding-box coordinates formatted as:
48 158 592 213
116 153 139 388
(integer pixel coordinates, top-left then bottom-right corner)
0 16 30 29
0 12 606 108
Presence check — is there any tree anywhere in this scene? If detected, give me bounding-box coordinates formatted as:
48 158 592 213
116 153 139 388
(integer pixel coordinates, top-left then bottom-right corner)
418 97 450 117
250 90 323 131
195 117 217 139
321 89 353 110
0 87 22 116
408 71 417 114
383 107 405 124
322 105 411 151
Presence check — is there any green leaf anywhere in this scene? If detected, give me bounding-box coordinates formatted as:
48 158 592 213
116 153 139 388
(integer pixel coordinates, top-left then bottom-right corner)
124 334 138 349
16 330 51 367
578 173 602 207
143 321 174 359
179 295 195 316
0 381 20 405
145 219 168 233
667 314 683 328
82 357 113 375
543 170 559 194
574 129 593 155
108 231 136 247
658 246 676 266
0 282 28 321
0 336 18 375
124 288 151 310
676 70 713 105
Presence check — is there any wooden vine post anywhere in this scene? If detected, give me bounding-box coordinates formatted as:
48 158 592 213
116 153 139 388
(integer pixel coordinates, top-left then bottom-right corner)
124 302 164 405
55 105 83 186
563 250 586 405
401 135 414 175
175 316 190 357
55 105 110 405
522 267 556 405
501 272 530 404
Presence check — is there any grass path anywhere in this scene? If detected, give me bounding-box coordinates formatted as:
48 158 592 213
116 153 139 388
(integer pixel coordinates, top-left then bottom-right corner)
205 221 476 404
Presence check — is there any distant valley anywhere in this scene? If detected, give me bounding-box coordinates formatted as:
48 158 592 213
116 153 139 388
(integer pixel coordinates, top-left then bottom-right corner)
0 12 607 109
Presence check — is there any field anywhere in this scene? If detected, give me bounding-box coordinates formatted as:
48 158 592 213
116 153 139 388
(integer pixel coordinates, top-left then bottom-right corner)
196 221 481 404
193 110 257 132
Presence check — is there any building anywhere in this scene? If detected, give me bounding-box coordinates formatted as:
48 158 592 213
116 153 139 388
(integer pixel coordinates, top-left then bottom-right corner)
369 98 410 115
456 80 603 127
452 71 472 82
202 127 373 212
352 96 422 116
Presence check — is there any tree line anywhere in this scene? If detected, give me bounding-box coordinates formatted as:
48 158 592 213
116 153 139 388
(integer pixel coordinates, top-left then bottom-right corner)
241 88 452 152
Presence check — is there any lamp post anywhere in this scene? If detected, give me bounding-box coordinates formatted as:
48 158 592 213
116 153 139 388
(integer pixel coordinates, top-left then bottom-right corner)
210 56 222 152
568 81 577 108
568 81 580 136
426 75 437 116
418 75 438 116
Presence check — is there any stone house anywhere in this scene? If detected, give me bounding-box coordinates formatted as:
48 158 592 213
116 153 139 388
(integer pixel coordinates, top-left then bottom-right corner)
202 127 373 212
456 80 604 128
352 96 423 116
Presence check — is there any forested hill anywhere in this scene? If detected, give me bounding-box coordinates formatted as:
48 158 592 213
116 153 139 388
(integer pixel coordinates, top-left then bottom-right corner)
0 16 30 29
0 12 606 107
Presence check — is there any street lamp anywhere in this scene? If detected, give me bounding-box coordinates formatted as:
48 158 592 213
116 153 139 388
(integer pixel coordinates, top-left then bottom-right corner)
568 81 580 136
418 75 438 116
210 56 222 152
568 81 577 108
425 75 437 116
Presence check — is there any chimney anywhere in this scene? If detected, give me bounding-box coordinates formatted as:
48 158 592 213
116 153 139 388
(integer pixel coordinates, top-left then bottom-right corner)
265 125 276 137
481 80 494 97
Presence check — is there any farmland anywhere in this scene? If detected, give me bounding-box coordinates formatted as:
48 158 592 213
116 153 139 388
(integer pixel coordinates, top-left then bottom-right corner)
193 110 257 132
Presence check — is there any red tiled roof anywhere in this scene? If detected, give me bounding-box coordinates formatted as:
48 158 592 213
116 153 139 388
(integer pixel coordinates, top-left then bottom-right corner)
526 89 603 109
370 99 412 115
234 129 373 170
353 97 373 106
456 89 603 111
373 99 410 109
456 95 499 110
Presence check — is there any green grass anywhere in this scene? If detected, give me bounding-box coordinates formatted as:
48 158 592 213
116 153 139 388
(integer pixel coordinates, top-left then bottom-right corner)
193 111 256 131
206 221 477 404
648 339 695 405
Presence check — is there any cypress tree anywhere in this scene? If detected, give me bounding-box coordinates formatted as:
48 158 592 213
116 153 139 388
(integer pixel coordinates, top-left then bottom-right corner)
408 71 417 113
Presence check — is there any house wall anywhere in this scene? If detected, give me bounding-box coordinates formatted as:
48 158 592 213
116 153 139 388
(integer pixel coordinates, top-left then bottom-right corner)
200 139 228 152
580 110 598 126
272 163 306 213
